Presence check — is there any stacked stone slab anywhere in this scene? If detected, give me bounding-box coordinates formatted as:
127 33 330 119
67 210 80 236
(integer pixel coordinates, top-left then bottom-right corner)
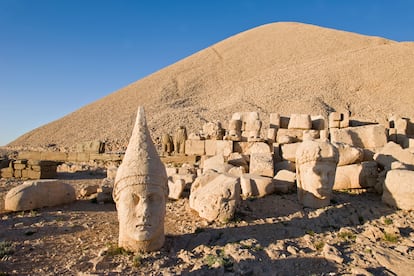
0 159 58 179
387 115 414 149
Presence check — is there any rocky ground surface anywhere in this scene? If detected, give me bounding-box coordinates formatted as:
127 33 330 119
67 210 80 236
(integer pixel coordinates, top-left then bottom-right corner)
1 171 414 275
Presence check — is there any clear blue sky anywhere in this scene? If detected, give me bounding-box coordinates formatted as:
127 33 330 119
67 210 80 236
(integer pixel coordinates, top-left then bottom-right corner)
1 0 413 146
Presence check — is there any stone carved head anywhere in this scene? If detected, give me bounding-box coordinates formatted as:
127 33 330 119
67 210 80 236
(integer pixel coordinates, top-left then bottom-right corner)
113 106 168 252
295 140 339 208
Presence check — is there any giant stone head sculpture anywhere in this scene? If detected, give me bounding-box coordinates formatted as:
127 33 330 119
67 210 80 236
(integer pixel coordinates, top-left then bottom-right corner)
113 106 168 252
295 139 339 208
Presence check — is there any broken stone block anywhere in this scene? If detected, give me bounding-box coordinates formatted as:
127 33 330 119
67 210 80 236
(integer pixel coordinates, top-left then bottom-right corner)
281 142 302 162
205 140 233 157
333 161 378 190
330 124 387 150
165 167 177 177
227 152 249 171
276 129 303 144
303 130 320 140
382 169 414 210
240 173 274 198
333 142 364 166
189 173 241 222
5 180 76 211
168 179 186 200
374 142 414 170
249 152 274 177
184 140 205 156
269 113 280 129
288 114 312 130
273 170 296 194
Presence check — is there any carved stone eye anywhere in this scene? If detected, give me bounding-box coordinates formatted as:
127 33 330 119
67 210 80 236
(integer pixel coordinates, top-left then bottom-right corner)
132 193 140 205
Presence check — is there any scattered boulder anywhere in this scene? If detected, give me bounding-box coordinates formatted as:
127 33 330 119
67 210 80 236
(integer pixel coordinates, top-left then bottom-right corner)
382 169 414 210
5 180 76 211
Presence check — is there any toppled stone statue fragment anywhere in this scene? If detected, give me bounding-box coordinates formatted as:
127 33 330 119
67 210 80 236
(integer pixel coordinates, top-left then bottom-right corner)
113 106 168 252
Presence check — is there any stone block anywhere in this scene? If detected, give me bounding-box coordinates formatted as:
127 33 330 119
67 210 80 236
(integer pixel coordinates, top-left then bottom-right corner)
281 143 302 162
67 152 78 162
288 114 312 130
267 128 277 143
1 167 13 178
249 152 274 177
240 173 274 198
13 163 26 170
27 170 41 179
216 140 233 157
14 169 22 178
273 170 296 194
205 140 232 157
40 152 68 162
269 113 280 129
168 179 186 200
330 124 387 149
382 169 414 210
17 151 41 160
184 140 205 156
329 111 349 129
333 161 378 190
5 180 76 211
233 141 269 154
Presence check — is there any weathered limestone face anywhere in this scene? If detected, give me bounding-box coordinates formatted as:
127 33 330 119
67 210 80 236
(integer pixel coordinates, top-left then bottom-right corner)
116 185 166 251
296 140 339 208
113 107 168 252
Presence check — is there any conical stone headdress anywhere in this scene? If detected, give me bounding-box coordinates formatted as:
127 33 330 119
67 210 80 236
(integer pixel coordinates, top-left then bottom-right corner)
113 106 168 201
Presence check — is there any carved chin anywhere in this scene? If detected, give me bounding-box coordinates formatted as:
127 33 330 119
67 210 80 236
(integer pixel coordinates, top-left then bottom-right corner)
314 189 330 199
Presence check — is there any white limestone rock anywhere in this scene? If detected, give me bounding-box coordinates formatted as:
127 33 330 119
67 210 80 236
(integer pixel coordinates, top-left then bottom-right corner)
382 169 414 210
5 180 76 211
